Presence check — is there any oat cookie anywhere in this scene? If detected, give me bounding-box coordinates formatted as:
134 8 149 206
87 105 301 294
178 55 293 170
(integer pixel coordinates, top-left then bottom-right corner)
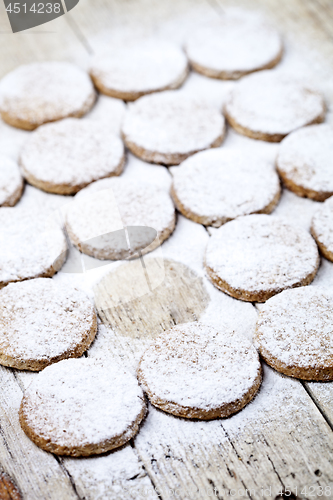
277 124 333 201
0 156 23 206
20 358 147 456
171 149 281 227
90 40 188 101
185 11 282 80
137 322 262 419
65 177 176 260
0 208 67 288
205 214 319 302
254 287 333 380
311 196 333 262
225 71 325 142
0 62 96 130
0 278 97 371
20 118 125 195
122 91 225 165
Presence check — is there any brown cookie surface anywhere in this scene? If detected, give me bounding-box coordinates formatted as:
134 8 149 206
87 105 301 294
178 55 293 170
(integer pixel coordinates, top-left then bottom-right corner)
0 278 97 371
137 322 262 419
225 71 325 142
20 358 147 456
122 91 225 165
254 286 333 380
0 62 96 130
311 195 333 262
205 214 319 302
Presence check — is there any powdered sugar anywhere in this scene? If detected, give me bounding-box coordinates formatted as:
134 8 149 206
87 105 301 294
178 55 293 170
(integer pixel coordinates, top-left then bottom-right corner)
311 195 333 259
122 90 225 164
0 155 23 206
171 148 281 226
205 214 319 297
65 177 176 259
90 40 188 99
255 286 333 372
0 62 96 129
225 70 325 138
185 11 282 79
0 278 96 369
20 358 146 453
20 118 124 194
277 124 333 197
138 322 261 416
0 207 67 287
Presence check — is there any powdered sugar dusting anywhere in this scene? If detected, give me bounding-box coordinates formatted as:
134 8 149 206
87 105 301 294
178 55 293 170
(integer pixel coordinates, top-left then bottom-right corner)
311 195 333 257
225 70 325 136
66 177 175 259
277 124 333 195
205 214 319 294
0 155 23 206
255 286 333 369
0 62 96 128
21 358 146 450
172 148 280 226
122 90 225 157
20 118 124 192
0 278 96 366
90 40 188 97
0 207 67 287
185 10 282 78
138 322 261 413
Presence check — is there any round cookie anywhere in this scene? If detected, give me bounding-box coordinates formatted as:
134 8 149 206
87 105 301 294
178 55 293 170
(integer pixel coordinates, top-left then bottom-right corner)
254 286 333 380
225 71 325 142
137 322 262 419
205 214 319 302
0 62 96 130
90 40 188 101
0 278 97 371
20 118 125 195
311 196 333 262
171 149 281 227
276 124 333 201
0 208 67 288
65 177 176 260
122 91 225 165
20 358 147 456
185 12 282 80
0 156 23 206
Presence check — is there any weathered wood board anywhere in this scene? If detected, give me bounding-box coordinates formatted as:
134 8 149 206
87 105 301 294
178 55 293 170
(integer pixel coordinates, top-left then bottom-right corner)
1 0 333 499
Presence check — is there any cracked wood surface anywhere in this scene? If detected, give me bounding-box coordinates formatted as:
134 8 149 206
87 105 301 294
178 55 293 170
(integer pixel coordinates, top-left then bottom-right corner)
1 0 333 499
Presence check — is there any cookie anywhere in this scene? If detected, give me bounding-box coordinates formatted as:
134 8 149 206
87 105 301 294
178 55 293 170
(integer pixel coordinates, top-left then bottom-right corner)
311 196 333 262
171 149 281 227
65 177 176 260
254 287 333 380
205 214 319 302
0 156 23 206
90 40 188 101
137 322 262 419
0 208 67 288
20 118 125 195
122 91 225 165
185 11 282 80
0 62 96 130
20 358 147 456
0 278 96 371
225 71 325 142
277 124 333 201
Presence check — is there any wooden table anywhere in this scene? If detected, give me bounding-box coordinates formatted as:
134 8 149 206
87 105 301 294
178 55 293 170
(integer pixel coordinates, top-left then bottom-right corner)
1 1 333 499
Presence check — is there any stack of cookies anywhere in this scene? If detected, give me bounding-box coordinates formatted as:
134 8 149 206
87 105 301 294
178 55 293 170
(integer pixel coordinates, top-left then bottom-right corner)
0 8 332 457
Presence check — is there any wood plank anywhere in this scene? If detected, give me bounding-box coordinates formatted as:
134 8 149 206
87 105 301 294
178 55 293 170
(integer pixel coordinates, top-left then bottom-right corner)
0 1 88 78
0 366 79 500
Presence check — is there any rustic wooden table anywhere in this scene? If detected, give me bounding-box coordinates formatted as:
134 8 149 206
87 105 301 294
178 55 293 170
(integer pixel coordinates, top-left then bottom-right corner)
1 1 333 499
